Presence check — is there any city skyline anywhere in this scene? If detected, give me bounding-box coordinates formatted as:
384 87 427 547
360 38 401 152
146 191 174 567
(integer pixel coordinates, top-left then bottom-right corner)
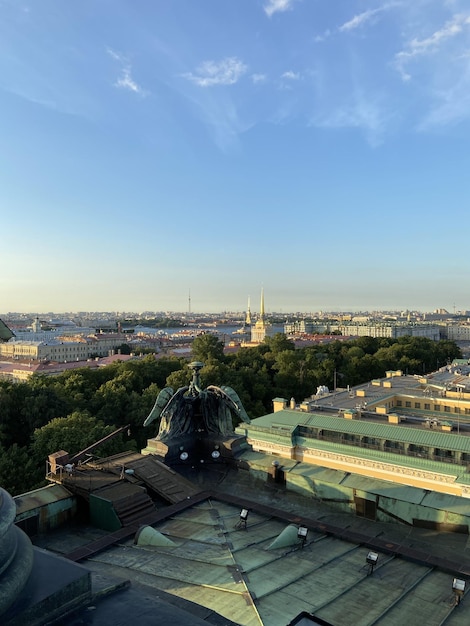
0 305 465 319
2 1 470 314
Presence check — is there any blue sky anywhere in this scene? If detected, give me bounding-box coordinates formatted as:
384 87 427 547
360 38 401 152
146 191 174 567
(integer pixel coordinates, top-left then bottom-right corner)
1 0 470 315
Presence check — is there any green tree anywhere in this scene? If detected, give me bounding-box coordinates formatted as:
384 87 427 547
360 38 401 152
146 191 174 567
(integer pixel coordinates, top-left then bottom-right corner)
191 334 225 363
31 411 132 467
271 349 312 401
166 365 193 391
263 333 295 354
0 444 38 496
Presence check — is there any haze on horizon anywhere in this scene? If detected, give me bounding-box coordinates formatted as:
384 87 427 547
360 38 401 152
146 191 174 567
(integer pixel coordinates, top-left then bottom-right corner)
2 1 469 315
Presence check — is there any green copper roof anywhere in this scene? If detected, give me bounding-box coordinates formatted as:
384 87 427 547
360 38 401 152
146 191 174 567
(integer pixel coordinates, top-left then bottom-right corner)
0 318 14 341
248 410 470 453
294 435 462 477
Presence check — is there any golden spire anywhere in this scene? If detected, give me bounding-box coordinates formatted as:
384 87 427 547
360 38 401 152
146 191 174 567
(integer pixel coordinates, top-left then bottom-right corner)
245 296 252 325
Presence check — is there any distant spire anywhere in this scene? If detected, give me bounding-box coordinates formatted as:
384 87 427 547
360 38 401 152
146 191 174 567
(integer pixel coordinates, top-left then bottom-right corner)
245 296 252 325
260 287 265 321
188 289 191 314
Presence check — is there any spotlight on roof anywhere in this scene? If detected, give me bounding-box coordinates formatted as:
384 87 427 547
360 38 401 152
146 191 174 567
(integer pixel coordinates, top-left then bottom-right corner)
179 451 189 461
453 578 466 605
297 526 308 547
366 551 379 575
235 508 249 530
211 450 221 459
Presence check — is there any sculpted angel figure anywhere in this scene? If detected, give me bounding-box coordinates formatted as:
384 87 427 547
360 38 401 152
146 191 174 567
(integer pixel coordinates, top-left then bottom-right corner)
143 361 250 443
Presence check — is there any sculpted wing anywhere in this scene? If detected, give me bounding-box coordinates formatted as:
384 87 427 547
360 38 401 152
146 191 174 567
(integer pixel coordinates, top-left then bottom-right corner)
143 386 174 427
206 385 250 424
156 386 191 441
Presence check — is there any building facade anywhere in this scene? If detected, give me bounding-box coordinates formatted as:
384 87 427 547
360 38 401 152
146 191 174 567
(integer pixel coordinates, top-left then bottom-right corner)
236 365 470 502
0 333 131 363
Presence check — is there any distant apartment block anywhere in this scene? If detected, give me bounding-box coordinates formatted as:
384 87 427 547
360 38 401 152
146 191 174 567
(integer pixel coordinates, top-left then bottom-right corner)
285 320 441 340
0 333 130 363
336 323 441 340
447 324 470 341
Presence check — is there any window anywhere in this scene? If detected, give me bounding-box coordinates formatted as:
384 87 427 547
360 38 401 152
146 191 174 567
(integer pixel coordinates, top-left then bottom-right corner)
409 444 427 457
435 448 453 459
396 400 402 407
434 405 440 411
444 406 451 413
385 440 403 451
362 437 379 448
414 402 420 409
405 401 411 408
424 403 430 410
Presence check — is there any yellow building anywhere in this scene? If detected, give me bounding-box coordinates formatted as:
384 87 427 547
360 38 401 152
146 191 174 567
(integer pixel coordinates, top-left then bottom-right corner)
236 366 470 500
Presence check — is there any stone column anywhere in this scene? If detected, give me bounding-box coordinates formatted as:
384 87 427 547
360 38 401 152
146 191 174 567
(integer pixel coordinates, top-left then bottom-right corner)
0 487 34 617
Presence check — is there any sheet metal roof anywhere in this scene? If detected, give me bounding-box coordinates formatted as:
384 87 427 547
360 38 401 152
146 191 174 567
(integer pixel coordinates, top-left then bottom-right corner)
250 410 470 453
288 464 348 486
0 318 14 341
295 435 462 477
340 474 426 505
14 483 73 515
66 497 470 626
0 320 15 341
421 491 470 516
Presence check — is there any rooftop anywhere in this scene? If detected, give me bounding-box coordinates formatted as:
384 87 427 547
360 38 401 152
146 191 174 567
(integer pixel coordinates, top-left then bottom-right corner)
28 466 470 626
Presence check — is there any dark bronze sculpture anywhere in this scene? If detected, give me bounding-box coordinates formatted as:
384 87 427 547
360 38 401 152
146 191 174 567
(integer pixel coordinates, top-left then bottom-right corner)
144 361 250 442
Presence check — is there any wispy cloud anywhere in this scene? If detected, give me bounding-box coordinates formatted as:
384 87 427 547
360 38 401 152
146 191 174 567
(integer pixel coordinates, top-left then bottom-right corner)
251 73 267 84
339 3 400 33
339 8 383 32
395 13 470 80
182 57 247 87
312 91 390 147
419 77 470 130
281 70 300 80
316 3 398 43
107 47 146 95
311 3 470 134
115 68 142 94
314 29 331 43
106 48 124 63
264 0 296 18
415 38 470 130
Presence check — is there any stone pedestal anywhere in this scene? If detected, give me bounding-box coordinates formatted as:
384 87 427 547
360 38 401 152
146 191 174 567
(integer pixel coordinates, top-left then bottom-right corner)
0 487 34 617
141 433 250 467
0 487 92 625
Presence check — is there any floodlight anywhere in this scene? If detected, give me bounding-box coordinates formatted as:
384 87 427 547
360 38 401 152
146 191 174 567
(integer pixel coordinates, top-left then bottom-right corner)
179 451 189 461
235 508 249 530
297 525 308 548
298 526 308 539
366 551 379 574
240 508 249 521
211 450 221 459
453 578 466 605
